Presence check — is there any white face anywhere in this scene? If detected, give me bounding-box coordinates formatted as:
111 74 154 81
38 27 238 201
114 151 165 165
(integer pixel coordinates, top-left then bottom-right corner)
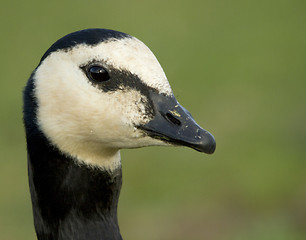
34 37 173 169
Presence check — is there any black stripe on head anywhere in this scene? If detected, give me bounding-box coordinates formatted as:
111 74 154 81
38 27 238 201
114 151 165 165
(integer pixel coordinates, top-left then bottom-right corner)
41 29 131 63
81 64 157 120
81 63 156 93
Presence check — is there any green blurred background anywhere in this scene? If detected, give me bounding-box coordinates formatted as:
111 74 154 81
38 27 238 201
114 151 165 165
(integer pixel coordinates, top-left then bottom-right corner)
1 0 305 239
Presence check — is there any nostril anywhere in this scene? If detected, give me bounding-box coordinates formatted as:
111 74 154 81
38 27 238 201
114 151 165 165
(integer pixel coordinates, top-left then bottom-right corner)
165 113 181 126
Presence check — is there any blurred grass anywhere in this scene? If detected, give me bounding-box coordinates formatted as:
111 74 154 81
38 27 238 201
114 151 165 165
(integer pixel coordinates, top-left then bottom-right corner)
0 0 305 239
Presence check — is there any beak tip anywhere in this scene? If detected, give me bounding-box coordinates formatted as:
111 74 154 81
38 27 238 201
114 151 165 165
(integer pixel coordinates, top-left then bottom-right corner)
196 131 216 154
205 140 216 154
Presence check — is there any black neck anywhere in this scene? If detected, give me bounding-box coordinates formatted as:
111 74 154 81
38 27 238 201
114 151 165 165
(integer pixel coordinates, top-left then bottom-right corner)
24 75 123 240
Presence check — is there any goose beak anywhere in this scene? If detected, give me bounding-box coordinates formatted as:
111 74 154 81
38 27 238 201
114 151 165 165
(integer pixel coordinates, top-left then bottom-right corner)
139 91 216 154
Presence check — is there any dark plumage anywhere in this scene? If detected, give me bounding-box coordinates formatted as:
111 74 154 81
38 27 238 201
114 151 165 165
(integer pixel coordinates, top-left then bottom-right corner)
41 29 130 62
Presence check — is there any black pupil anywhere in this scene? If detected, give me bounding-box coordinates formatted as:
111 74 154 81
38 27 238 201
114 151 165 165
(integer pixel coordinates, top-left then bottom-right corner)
89 66 110 82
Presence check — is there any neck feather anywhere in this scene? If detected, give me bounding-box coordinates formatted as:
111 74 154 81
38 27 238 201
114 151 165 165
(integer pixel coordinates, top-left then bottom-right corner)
24 75 123 240
26 133 123 240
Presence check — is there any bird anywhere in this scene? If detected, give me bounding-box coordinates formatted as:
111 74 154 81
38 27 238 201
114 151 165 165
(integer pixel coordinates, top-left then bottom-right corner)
23 28 216 240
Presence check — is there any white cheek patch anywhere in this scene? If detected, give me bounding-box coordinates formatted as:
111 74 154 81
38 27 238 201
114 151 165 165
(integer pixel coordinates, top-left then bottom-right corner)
34 47 168 170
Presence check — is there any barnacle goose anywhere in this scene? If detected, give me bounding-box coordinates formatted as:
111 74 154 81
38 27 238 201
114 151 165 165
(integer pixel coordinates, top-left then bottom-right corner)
23 28 216 240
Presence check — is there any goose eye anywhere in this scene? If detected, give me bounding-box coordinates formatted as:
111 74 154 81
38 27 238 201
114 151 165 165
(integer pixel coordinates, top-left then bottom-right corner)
88 66 110 82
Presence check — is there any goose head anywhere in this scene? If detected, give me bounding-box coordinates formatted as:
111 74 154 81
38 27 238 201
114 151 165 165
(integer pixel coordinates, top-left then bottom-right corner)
32 29 215 171
23 28 216 239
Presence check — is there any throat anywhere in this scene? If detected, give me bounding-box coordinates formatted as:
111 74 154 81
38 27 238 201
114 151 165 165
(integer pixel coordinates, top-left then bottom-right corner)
24 75 123 239
27 135 123 240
